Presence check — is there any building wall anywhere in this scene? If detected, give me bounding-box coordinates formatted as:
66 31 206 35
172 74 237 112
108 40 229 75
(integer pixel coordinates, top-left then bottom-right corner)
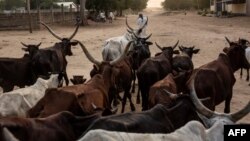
247 0 250 16
231 3 246 14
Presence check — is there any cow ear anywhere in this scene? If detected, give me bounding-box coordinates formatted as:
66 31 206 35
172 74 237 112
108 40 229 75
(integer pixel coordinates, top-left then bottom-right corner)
70 41 78 46
146 41 153 45
22 48 28 52
178 46 183 51
193 49 200 54
173 50 180 54
223 47 229 53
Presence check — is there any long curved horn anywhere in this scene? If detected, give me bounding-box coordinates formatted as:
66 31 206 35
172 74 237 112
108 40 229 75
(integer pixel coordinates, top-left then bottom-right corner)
21 42 29 47
75 40 101 65
127 29 133 34
173 40 179 49
68 23 80 40
162 89 178 100
126 17 134 31
145 33 152 40
230 101 250 122
110 41 133 65
3 127 19 141
155 42 163 50
189 79 215 118
225 36 231 44
138 16 148 31
40 21 62 40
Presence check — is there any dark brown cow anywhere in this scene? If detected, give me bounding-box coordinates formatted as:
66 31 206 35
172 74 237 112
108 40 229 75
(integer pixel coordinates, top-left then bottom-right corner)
136 41 179 110
27 41 132 117
0 54 36 92
186 38 248 113
0 111 104 141
172 46 200 72
80 94 202 137
148 72 191 109
70 75 87 85
22 22 79 86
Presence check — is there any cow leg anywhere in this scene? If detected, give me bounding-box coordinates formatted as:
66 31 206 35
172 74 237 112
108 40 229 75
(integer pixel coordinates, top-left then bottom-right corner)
136 82 141 104
63 71 69 86
131 70 136 93
224 93 232 113
121 92 127 113
246 68 249 81
141 88 149 111
126 88 135 112
240 68 243 79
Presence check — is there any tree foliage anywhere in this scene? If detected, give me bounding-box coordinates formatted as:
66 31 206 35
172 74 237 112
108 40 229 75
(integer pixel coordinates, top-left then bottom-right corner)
0 0 25 10
162 0 209 10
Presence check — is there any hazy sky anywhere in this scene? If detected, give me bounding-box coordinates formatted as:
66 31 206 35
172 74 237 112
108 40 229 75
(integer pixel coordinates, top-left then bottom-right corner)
147 0 164 8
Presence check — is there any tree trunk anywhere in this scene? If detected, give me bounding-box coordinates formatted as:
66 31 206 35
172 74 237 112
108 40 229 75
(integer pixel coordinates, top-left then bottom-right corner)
26 0 32 33
80 0 88 25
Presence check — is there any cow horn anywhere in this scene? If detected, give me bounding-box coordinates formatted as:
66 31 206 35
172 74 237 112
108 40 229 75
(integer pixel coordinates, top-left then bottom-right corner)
199 97 211 102
230 101 250 122
126 17 134 31
173 40 179 49
40 21 62 40
132 32 140 39
127 29 133 34
162 89 178 100
110 41 133 65
3 127 19 141
68 23 80 40
191 46 195 49
189 79 215 118
225 36 231 44
145 33 152 40
37 42 42 47
91 103 97 109
138 16 148 32
155 42 163 50
76 40 101 66
21 42 29 47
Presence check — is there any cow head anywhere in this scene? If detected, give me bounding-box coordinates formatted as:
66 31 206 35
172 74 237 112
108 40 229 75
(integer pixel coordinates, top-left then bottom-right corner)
129 33 153 69
189 79 250 128
77 40 133 88
21 42 41 57
126 16 148 37
155 41 180 57
70 75 87 85
178 46 200 59
40 22 79 56
223 37 248 71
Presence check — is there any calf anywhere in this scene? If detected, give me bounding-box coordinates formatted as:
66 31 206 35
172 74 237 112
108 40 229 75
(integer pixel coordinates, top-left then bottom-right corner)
137 41 179 110
0 74 62 117
148 72 191 109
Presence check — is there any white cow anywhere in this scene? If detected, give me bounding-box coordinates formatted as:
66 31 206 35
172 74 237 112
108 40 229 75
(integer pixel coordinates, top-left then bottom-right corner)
79 79 250 141
2 127 20 141
102 17 148 61
0 74 62 117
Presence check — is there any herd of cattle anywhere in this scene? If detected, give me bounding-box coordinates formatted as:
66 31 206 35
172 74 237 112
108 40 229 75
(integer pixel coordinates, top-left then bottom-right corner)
0 17 249 141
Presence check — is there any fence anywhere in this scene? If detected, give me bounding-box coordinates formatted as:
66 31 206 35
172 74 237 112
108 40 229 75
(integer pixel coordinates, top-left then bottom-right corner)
0 4 79 31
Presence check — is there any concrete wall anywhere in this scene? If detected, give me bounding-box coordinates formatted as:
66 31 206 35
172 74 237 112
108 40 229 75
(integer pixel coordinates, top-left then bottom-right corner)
230 3 246 14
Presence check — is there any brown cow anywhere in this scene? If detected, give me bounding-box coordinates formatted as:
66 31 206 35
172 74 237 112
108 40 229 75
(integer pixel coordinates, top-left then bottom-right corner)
136 41 179 110
186 38 248 113
148 72 191 109
0 111 105 141
27 41 132 118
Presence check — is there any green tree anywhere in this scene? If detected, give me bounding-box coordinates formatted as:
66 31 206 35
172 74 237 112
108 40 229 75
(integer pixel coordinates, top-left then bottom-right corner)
1 0 25 10
162 0 193 10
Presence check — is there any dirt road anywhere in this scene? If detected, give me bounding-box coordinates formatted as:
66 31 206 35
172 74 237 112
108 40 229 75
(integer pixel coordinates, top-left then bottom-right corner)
0 9 249 123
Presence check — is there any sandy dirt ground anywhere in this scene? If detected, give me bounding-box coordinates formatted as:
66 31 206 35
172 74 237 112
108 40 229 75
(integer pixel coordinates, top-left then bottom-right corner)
0 9 249 123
